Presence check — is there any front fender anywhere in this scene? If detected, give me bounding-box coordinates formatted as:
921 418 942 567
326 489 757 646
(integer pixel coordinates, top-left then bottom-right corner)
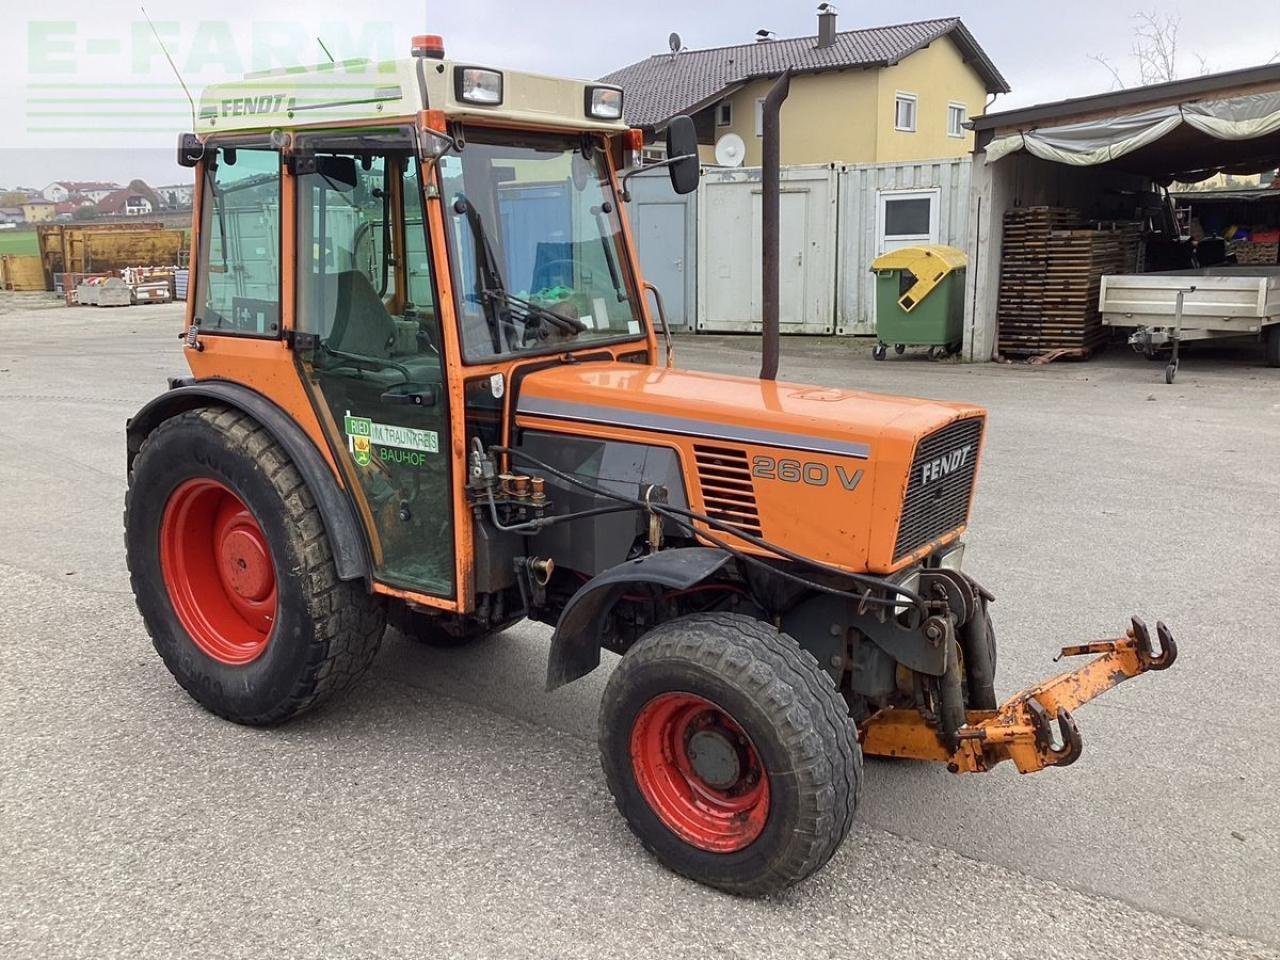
546 548 733 691
126 378 370 583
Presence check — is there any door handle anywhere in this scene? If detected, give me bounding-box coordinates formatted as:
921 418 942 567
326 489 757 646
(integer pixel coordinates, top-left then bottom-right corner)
380 385 439 407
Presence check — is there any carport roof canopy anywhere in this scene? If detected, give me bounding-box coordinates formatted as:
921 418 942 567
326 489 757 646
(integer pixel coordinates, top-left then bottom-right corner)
976 66 1280 183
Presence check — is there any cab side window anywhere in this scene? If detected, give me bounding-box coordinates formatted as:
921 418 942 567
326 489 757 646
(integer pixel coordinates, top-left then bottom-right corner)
196 147 281 336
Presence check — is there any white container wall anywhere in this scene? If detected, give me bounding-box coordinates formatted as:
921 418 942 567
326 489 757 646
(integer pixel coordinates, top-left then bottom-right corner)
628 169 697 330
696 164 839 335
835 158 971 336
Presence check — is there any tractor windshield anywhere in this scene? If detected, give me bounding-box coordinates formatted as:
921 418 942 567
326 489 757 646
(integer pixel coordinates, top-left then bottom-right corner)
439 128 644 362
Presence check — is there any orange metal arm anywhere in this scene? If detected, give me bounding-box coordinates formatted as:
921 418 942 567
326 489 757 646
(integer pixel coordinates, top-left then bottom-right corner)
861 618 1178 775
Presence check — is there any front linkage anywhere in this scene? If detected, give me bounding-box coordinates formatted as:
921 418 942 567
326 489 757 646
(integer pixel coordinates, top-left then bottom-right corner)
862 617 1178 774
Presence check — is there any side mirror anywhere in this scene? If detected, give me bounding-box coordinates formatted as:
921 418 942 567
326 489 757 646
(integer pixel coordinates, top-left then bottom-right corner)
177 133 204 168
665 115 700 195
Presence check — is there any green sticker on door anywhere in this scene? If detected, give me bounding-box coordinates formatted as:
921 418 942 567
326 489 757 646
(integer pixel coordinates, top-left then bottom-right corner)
344 413 439 468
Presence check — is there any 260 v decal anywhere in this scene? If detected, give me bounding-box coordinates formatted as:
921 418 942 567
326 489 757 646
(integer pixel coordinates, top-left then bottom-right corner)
752 456 863 491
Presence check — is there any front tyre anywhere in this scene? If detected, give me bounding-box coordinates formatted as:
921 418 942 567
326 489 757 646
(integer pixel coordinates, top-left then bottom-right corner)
598 613 861 896
125 407 386 726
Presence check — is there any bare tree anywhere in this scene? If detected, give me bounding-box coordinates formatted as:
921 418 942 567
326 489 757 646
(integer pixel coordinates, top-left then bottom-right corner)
1089 9 1210 89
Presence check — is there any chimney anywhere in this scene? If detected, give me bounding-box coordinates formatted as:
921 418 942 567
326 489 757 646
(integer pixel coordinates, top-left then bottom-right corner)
817 3 838 48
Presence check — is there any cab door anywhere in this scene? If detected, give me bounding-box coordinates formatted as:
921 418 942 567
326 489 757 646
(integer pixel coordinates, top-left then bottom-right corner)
292 137 456 598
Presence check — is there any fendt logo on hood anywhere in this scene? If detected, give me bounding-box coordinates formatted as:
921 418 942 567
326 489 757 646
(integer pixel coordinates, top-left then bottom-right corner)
921 444 974 486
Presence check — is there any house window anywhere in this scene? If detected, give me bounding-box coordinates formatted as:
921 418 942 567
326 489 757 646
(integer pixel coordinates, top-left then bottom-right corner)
877 188 940 255
754 98 766 138
894 93 917 133
717 101 732 127
948 102 967 138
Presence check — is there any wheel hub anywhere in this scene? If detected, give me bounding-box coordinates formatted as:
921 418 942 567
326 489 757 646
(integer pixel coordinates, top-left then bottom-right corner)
219 528 272 602
686 728 742 789
629 692 770 853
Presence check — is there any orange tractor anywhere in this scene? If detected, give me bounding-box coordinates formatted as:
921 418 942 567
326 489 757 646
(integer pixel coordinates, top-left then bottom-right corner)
126 38 1176 895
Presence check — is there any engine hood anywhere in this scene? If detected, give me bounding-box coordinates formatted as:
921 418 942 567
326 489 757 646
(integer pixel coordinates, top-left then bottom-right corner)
514 362 982 455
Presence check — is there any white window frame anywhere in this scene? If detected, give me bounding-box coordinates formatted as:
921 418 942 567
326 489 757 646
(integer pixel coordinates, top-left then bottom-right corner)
876 188 941 255
754 97 766 138
716 101 733 128
947 102 967 138
894 92 918 133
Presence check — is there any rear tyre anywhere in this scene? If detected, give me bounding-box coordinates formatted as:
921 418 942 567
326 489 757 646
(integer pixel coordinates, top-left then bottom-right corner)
1165 360 1178 384
125 407 387 726
1266 326 1280 368
599 613 861 896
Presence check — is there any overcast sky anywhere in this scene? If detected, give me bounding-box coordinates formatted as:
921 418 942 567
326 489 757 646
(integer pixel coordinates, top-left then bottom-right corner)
1 0 1277 189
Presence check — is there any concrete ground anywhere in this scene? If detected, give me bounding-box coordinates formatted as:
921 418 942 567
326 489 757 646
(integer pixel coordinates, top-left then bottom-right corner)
1 291 1277 959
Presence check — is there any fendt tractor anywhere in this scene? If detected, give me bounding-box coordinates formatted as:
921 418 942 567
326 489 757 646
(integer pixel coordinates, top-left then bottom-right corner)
125 35 1177 895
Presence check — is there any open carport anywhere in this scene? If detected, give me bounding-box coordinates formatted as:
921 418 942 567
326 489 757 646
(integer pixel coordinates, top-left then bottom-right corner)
963 63 1280 364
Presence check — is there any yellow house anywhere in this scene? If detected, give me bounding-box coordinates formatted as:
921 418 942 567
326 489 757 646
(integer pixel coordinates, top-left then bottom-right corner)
601 13 1009 167
21 201 57 224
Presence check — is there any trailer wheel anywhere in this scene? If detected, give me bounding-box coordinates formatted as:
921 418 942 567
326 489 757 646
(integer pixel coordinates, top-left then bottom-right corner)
1165 359 1178 384
894 343 905 355
872 343 887 361
1266 326 1280 368
598 613 861 896
125 407 386 726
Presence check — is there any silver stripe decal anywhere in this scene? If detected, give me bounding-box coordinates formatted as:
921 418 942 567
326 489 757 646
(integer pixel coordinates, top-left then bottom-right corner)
518 396 871 460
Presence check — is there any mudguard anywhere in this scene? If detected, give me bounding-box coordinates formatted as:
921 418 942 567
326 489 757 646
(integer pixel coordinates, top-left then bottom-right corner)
126 379 370 583
546 548 734 691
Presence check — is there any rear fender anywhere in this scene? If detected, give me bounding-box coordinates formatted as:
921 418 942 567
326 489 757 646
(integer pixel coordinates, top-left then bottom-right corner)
546 548 734 690
126 379 370 583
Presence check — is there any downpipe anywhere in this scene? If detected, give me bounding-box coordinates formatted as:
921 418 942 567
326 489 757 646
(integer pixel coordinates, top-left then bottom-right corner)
760 70 791 382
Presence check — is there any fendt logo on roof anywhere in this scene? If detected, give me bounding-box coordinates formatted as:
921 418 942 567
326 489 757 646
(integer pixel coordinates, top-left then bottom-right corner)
921 444 974 486
219 94 294 118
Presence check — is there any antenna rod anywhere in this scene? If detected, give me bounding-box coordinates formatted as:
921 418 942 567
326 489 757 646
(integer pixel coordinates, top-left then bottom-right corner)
141 6 196 131
760 70 790 382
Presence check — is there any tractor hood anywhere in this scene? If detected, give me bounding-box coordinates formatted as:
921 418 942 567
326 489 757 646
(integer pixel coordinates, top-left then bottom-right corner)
514 362 982 456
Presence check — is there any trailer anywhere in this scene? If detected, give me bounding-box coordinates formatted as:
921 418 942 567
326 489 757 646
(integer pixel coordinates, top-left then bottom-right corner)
1100 267 1280 371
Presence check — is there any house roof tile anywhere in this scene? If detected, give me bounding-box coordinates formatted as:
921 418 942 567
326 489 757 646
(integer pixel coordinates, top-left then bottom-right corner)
600 17 1009 127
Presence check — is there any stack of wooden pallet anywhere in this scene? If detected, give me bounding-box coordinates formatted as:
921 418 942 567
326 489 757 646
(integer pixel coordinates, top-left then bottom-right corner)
997 207 1126 358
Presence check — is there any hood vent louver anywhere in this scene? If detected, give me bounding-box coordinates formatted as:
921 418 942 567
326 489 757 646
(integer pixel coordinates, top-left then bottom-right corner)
693 445 763 537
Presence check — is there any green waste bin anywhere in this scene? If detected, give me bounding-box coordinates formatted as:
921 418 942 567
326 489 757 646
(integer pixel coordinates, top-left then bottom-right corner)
869 245 967 361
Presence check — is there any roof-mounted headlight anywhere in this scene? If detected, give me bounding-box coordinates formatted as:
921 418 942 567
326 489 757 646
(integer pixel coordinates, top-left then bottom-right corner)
586 85 624 120
456 67 503 106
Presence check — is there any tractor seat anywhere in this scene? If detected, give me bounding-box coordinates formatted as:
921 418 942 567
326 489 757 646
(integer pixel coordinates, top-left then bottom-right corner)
328 270 399 359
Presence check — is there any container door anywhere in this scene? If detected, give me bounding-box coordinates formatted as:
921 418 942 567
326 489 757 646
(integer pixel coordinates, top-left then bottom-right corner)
635 201 688 328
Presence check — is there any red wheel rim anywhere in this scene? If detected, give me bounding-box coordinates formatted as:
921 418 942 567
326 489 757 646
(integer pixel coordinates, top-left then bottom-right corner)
159 479 277 665
629 692 770 853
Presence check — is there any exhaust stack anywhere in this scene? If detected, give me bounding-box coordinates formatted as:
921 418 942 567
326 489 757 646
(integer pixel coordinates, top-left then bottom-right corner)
760 70 791 382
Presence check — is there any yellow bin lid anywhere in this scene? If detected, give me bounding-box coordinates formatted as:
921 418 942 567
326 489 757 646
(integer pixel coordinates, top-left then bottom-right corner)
870 244 967 275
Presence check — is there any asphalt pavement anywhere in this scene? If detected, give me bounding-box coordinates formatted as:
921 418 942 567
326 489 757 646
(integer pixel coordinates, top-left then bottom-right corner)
1 293 1277 959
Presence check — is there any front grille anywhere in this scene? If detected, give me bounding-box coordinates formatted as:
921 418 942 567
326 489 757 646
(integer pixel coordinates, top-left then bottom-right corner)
894 417 984 561
693 445 763 537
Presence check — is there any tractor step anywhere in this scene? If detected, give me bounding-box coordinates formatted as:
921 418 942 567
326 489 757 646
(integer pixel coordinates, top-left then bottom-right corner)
860 617 1178 774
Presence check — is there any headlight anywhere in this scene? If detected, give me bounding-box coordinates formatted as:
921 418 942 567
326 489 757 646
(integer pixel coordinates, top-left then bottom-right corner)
891 566 922 617
456 67 503 106
936 542 966 572
586 85 624 120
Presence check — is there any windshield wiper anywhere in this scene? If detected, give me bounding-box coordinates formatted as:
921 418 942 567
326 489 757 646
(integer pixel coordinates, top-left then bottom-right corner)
453 194 510 352
481 289 587 337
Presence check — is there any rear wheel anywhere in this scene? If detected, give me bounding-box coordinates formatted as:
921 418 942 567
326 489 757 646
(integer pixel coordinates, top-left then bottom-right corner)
125 407 386 725
599 613 861 896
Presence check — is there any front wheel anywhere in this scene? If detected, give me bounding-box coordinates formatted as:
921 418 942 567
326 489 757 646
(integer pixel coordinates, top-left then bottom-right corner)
598 613 861 896
125 407 387 725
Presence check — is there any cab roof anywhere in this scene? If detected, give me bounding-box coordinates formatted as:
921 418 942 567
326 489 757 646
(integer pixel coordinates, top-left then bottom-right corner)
196 57 630 138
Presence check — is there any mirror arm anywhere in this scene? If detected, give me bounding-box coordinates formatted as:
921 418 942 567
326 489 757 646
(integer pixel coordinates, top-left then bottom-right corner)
619 156 683 202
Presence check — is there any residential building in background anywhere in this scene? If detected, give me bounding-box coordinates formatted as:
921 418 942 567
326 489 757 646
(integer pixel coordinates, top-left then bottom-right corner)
20 200 56 223
601 12 1008 167
40 181 120 204
97 181 162 217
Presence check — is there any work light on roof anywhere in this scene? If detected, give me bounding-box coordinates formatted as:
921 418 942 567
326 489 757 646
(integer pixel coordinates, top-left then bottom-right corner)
586 85 624 121
456 67 504 106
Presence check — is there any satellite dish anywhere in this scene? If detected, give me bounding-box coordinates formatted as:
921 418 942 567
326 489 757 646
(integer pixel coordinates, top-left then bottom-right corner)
715 133 746 168
669 32 683 54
